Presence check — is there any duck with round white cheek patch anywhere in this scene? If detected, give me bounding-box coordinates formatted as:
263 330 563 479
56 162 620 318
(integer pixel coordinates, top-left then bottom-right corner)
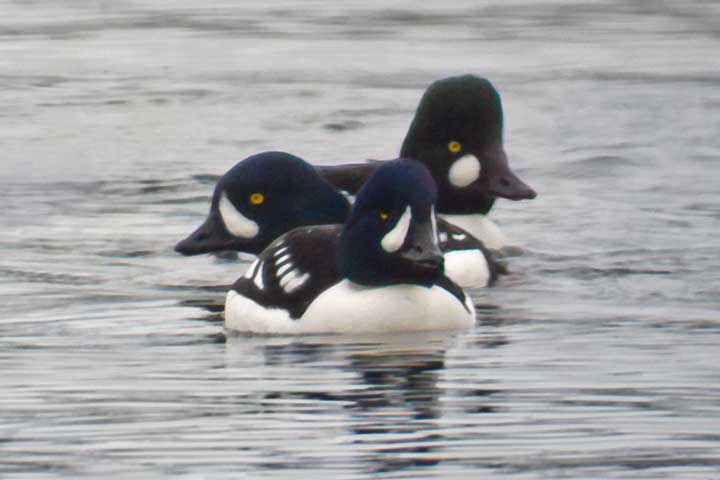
316 75 537 250
224 159 475 335
400 75 538 249
175 152 350 256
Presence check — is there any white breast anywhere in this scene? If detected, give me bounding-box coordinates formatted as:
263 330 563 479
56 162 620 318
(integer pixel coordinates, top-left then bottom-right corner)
441 214 507 250
443 249 490 289
225 281 475 334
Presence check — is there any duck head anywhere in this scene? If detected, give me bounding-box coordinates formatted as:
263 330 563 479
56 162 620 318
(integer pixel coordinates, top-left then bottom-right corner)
175 151 350 256
400 75 536 215
338 159 444 287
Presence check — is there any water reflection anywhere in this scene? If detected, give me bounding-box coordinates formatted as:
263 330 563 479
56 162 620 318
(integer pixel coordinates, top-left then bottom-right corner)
347 347 445 474
225 333 502 475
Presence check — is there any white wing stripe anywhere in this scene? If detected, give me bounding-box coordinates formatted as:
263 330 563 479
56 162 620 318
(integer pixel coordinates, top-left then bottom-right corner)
243 258 260 279
276 262 294 277
253 260 264 290
283 272 310 294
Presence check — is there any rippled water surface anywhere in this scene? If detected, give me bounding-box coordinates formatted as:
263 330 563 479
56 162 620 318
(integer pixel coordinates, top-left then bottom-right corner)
2 1 720 478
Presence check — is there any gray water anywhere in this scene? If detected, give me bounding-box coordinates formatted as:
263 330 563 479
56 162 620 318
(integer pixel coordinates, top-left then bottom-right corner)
2 1 720 478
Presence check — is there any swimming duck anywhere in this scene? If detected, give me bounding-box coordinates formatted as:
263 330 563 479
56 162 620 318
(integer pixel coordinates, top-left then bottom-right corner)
224 159 476 334
175 151 350 256
176 151 503 288
316 75 536 249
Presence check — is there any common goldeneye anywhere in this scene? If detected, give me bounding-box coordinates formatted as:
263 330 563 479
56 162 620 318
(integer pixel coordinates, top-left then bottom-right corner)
316 75 536 249
224 159 476 334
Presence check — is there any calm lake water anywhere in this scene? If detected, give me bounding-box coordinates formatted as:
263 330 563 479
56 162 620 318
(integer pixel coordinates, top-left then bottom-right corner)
2 1 720 478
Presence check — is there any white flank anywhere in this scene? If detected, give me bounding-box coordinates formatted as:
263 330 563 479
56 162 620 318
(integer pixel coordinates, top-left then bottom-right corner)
225 280 475 334
219 191 259 238
448 154 481 188
443 249 490 289
439 232 448 244
225 290 297 334
451 233 467 241
381 206 412 253
442 214 507 250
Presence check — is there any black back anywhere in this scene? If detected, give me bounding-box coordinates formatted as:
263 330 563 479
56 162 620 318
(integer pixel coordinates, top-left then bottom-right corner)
230 225 343 319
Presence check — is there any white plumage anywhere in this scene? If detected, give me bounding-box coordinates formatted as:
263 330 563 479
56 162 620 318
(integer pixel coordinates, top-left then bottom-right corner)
218 192 259 239
225 280 475 334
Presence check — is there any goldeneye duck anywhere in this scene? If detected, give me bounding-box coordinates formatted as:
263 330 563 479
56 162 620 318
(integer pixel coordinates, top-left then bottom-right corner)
175 151 350 256
316 74 537 249
224 159 476 334
176 151 504 288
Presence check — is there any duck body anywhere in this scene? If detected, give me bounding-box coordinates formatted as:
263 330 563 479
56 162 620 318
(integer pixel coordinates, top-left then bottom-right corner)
224 159 476 335
225 226 474 334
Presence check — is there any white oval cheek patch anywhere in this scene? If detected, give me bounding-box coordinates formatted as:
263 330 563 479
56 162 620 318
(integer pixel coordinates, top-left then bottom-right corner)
219 191 259 239
381 206 412 253
448 154 481 188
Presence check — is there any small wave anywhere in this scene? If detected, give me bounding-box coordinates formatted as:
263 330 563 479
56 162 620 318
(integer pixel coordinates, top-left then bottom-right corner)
0 267 102 286
323 120 364 132
544 155 639 178
540 266 673 279
191 174 222 184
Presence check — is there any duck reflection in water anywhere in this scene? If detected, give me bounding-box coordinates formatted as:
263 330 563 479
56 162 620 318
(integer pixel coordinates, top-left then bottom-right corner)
224 333 502 475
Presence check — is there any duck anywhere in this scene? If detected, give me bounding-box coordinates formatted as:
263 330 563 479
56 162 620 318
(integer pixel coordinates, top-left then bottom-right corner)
175 151 350 256
176 151 504 288
224 158 476 334
316 74 537 249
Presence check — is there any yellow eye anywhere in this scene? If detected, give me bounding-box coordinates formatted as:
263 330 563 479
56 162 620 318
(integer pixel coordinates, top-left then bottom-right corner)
249 193 264 205
448 140 462 153
379 211 389 220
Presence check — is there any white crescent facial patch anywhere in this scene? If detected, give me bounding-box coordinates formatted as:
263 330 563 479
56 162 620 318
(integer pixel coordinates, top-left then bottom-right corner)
448 154 481 188
430 208 438 241
219 191 259 239
381 206 412 253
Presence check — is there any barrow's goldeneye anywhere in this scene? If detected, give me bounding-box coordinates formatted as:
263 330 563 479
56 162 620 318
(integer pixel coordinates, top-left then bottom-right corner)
224 159 476 334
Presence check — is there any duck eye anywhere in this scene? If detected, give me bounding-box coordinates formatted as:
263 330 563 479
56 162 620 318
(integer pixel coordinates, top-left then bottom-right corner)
249 193 265 205
379 211 389 220
448 140 462 153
